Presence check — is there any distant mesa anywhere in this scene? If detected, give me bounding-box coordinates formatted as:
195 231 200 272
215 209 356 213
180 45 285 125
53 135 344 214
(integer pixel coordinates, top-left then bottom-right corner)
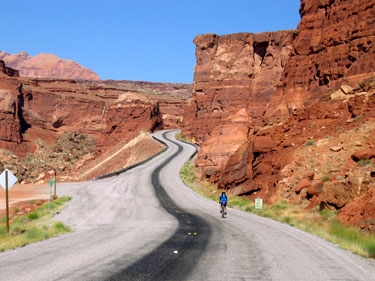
0 51 100 81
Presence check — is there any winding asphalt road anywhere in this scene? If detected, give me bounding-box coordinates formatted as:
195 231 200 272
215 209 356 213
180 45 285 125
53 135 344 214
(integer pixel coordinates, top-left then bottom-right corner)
1 130 374 281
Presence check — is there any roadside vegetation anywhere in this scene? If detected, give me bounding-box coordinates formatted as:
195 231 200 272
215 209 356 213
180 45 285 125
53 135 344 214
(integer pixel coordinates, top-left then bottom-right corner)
180 161 375 259
0 196 71 252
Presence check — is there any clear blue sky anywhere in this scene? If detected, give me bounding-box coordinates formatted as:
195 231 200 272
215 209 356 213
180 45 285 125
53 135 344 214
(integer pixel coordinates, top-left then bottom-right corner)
1 0 300 83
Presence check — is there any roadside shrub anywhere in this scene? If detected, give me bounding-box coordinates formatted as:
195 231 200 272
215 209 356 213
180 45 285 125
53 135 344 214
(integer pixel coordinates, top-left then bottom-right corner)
24 228 44 240
329 221 359 242
273 201 288 210
0 226 7 236
10 222 24 234
245 206 253 212
305 139 315 146
54 222 70 232
230 197 250 208
364 240 375 258
27 212 40 220
282 216 294 225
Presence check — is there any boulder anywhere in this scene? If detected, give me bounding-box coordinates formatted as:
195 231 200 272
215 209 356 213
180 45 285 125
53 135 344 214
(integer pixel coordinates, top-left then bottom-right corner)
319 181 353 209
307 181 324 196
338 187 375 232
295 178 312 193
340 85 353 95
351 148 375 161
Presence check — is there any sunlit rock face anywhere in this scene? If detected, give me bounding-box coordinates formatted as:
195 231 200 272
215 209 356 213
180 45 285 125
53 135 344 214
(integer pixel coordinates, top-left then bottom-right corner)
181 30 295 192
0 61 191 155
183 30 296 144
266 0 375 120
181 0 375 230
0 51 100 81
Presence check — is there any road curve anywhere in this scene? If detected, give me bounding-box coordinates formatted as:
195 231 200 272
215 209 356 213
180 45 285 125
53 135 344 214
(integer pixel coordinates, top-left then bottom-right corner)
0 130 374 281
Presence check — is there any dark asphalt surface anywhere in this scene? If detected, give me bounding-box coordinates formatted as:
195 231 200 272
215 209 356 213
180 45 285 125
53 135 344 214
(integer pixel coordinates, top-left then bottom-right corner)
108 131 210 280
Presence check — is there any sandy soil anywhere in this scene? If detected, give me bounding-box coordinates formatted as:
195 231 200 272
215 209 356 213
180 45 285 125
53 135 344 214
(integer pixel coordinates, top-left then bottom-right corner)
0 183 50 217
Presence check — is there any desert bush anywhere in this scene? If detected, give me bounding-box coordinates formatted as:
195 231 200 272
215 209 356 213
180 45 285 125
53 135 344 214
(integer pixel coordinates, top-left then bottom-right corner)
321 175 330 182
27 212 40 220
0 226 7 236
10 222 24 234
54 222 70 232
24 228 45 240
357 159 371 167
305 139 315 146
358 75 375 91
364 240 375 258
282 216 294 225
329 221 359 241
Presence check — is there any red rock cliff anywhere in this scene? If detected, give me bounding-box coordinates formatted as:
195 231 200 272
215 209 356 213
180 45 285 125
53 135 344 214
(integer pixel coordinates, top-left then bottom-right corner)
0 63 191 156
266 0 375 120
183 31 296 144
0 61 22 149
181 0 375 216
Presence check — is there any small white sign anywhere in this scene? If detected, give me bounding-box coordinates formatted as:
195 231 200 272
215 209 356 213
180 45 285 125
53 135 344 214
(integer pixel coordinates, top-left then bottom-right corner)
0 169 18 190
255 198 263 210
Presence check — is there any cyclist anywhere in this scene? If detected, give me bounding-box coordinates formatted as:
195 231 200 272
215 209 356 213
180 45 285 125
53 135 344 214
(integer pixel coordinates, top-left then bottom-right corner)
219 191 228 214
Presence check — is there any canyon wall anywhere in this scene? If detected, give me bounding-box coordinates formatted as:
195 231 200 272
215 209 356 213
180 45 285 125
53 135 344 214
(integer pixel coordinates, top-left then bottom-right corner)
266 0 375 119
181 31 296 191
0 61 22 151
0 61 191 156
182 0 375 207
183 31 296 145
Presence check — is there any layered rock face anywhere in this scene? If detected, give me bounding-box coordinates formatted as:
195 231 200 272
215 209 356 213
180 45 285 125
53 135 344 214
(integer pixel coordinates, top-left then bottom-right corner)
266 0 375 120
0 61 22 150
0 51 100 81
182 31 295 193
182 0 375 229
0 60 19 77
0 63 191 156
183 31 296 144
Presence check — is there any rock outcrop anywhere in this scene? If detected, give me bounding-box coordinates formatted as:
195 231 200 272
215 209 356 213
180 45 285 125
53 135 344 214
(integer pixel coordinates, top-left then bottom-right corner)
181 0 375 229
0 60 19 77
183 31 296 144
0 51 100 80
0 61 23 150
0 62 191 182
266 0 375 120
338 187 375 233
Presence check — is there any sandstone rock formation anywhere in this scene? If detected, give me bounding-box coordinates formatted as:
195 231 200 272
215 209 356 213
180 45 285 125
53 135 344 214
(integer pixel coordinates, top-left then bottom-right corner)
0 60 19 77
338 187 375 233
182 0 375 229
0 51 100 80
183 31 296 145
0 62 191 182
266 0 375 120
0 60 23 150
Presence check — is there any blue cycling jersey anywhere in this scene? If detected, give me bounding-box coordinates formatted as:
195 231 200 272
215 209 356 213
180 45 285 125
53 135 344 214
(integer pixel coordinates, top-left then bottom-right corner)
220 194 227 203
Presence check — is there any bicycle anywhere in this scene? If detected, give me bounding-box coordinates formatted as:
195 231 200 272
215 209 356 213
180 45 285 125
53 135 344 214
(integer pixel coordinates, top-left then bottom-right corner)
220 203 227 218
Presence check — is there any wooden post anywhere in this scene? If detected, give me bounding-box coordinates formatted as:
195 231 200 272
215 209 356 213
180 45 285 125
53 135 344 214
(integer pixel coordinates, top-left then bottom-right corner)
5 170 9 233
53 169 57 199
